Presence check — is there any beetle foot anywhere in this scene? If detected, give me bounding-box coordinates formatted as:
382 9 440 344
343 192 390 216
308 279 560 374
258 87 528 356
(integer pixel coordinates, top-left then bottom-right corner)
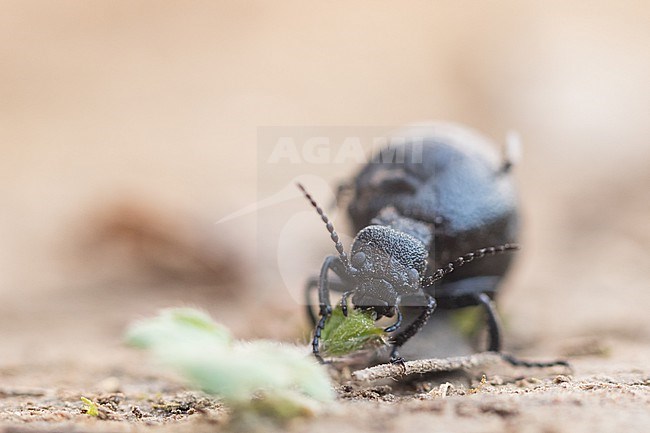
500 353 570 369
389 348 406 365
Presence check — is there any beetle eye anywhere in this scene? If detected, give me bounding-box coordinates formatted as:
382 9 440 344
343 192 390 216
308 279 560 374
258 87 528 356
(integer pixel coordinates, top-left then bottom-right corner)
408 268 420 285
351 251 366 268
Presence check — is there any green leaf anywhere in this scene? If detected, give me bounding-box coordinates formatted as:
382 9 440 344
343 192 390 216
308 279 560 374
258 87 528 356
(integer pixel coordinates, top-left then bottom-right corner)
320 307 386 356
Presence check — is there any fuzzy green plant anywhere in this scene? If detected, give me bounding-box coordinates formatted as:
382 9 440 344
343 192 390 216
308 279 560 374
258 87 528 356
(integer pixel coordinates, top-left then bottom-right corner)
125 308 334 421
319 306 386 356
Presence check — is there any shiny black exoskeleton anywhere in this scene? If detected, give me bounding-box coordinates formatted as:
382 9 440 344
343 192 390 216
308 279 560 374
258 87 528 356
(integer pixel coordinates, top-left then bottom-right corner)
301 123 568 368
347 124 518 352
299 182 517 363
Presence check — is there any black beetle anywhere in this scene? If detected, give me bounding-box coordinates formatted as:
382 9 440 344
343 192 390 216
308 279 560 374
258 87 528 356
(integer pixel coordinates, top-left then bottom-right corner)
301 123 568 367
346 124 519 352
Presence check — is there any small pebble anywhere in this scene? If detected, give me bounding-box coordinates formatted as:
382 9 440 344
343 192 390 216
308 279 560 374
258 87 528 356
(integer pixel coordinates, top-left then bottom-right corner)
553 375 572 384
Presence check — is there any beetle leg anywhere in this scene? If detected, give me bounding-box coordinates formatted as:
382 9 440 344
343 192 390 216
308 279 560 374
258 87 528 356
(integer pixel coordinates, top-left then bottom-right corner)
312 313 330 363
473 293 570 368
312 255 350 362
500 353 570 368
474 292 502 352
389 294 436 363
340 291 353 317
305 278 319 327
305 276 349 326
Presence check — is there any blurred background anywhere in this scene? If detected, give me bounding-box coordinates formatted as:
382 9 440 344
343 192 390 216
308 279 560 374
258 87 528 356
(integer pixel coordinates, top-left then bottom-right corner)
1 1 649 368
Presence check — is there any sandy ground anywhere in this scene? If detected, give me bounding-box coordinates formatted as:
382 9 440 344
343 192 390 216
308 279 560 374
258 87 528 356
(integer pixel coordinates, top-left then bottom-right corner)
0 264 648 433
2 2 650 432
0 326 649 433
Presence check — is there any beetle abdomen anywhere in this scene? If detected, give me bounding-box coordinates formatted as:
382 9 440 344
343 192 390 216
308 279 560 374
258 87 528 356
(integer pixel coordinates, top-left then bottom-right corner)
348 122 519 300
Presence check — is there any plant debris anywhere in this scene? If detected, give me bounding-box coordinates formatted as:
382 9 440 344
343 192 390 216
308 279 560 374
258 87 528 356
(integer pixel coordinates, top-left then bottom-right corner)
125 308 334 421
80 397 99 417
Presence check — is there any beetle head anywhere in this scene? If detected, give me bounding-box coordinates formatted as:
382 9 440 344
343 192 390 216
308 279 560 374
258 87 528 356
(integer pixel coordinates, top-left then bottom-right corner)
347 225 427 316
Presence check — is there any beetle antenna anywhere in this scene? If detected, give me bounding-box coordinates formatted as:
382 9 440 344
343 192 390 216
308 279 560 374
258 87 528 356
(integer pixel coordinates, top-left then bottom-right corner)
296 183 349 266
423 243 519 287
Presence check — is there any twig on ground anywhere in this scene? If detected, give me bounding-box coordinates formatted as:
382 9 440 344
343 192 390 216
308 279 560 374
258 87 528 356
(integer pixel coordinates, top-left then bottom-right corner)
351 353 504 382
